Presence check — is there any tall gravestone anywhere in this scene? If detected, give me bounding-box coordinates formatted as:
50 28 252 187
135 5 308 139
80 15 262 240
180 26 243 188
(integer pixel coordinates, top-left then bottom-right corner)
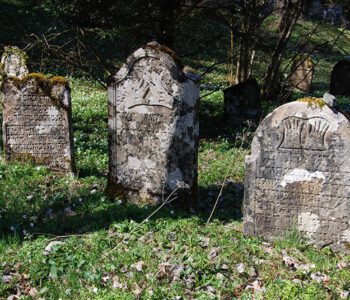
0 46 28 79
330 60 350 96
2 74 75 172
288 56 313 92
243 96 350 251
107 42 199 205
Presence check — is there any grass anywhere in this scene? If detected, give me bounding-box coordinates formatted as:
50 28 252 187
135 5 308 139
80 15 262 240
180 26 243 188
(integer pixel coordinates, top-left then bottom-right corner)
1 20 350 299
0 75 349 299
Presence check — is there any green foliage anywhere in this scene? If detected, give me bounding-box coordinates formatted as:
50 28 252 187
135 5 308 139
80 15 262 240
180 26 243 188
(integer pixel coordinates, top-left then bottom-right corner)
0 76 349 299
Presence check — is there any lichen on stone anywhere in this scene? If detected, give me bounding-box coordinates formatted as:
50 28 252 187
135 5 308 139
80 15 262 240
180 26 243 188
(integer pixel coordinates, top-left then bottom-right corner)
297 97 325 108
144 42 183 68
2 46 28 63
8 72 69 90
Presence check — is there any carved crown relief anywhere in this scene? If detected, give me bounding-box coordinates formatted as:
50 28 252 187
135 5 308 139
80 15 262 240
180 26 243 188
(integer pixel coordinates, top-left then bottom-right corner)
279 117 329 151
124 58 174 110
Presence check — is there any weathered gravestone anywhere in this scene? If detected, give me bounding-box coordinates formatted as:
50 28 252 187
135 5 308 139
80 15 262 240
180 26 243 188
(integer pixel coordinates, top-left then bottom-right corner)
2 74 75 172
0 46 28 79
243 96 350 251
330 60 350 96
223 78 262 127
107 42 199 205
288 56 313 92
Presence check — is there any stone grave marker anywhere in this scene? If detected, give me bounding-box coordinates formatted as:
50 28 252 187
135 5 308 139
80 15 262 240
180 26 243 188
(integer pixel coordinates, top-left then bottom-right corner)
223 78 262 127
330 60 350 96
0 46 28 79
107 42 199 205
243 95 350 251
2 74 75 172
288 56 313 92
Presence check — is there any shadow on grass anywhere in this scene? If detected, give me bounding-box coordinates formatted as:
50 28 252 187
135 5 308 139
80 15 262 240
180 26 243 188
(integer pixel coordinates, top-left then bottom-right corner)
0 180 244 240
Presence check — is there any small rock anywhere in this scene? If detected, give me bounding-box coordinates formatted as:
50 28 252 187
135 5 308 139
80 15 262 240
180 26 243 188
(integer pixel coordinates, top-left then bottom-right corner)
43 241 64 256
323 92 337 108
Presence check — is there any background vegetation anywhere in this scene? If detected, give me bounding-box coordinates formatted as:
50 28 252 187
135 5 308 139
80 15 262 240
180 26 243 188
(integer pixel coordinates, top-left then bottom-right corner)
1 0 350 299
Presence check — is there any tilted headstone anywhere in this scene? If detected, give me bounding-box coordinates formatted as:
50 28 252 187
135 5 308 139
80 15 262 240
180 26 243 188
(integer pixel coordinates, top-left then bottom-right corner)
0 46 28 79
288 56 313 92
243 96 350 251
2 74 75 172
330 60 350 96
107 42 199 205
223 78 262 127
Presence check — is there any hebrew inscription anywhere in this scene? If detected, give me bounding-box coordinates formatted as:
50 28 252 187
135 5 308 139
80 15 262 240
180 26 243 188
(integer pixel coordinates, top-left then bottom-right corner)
107 42 199 206
243 100 350 251
2 76 75 172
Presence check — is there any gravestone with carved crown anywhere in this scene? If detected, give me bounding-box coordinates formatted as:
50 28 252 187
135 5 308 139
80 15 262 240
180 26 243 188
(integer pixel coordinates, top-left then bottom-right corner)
243 95 350 251
107 42 199 206
2 74 75 172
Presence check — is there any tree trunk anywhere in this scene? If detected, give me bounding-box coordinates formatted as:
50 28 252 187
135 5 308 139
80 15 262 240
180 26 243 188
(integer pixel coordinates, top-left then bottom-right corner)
262 0 305 101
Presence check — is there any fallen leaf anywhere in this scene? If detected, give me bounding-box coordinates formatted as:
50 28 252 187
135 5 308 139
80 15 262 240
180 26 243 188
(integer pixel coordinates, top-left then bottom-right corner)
208 247 220 260
236 263 245 274
133 261 144 272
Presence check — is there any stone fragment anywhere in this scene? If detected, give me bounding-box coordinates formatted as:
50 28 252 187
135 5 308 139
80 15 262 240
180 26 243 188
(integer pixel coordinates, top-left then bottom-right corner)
107 42 199 206
223 78 262 127
323 92 337 108
243 99 350 251
288 56 313 92
0 46 28 79
330 60 350 96
2 73 75 172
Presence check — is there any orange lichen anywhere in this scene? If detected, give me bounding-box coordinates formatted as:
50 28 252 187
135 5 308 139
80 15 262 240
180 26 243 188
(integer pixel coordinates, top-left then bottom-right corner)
298 97 325 108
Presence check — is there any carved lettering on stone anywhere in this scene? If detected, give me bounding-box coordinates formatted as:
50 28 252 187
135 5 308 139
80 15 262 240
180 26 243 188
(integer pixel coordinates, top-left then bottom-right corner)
107 42 199 205
243 100 350 251
2 75 75 172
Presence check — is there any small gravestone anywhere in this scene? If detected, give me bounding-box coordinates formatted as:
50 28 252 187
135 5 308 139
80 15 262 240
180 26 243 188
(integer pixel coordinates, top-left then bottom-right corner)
243 96 350 251
107 42 199 205
0 46 28 79
2 74 75 172
330 60 350 96
223 78 261 127
288 56 313 92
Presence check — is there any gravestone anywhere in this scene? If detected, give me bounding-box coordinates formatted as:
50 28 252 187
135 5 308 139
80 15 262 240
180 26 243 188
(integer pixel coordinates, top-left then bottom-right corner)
0 46 28 79
2 74 75 172
243 96 350 251
288 56 313 92
330 60 350 96
107 42 199 205
223 78 261 127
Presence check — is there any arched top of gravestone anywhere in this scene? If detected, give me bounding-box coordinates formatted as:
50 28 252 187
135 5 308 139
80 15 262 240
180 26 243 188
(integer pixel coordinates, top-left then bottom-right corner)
0 46 29 79
249 98 350 166
111 42 186 85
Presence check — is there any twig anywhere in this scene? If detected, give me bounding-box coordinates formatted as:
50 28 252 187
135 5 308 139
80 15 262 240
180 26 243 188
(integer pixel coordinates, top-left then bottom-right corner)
206 127 251 224
104 186 182 258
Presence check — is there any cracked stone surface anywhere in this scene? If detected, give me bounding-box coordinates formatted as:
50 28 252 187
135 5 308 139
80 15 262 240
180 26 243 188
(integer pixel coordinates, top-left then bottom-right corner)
2 77 75 172
107 42 199 206
243 100 350 251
